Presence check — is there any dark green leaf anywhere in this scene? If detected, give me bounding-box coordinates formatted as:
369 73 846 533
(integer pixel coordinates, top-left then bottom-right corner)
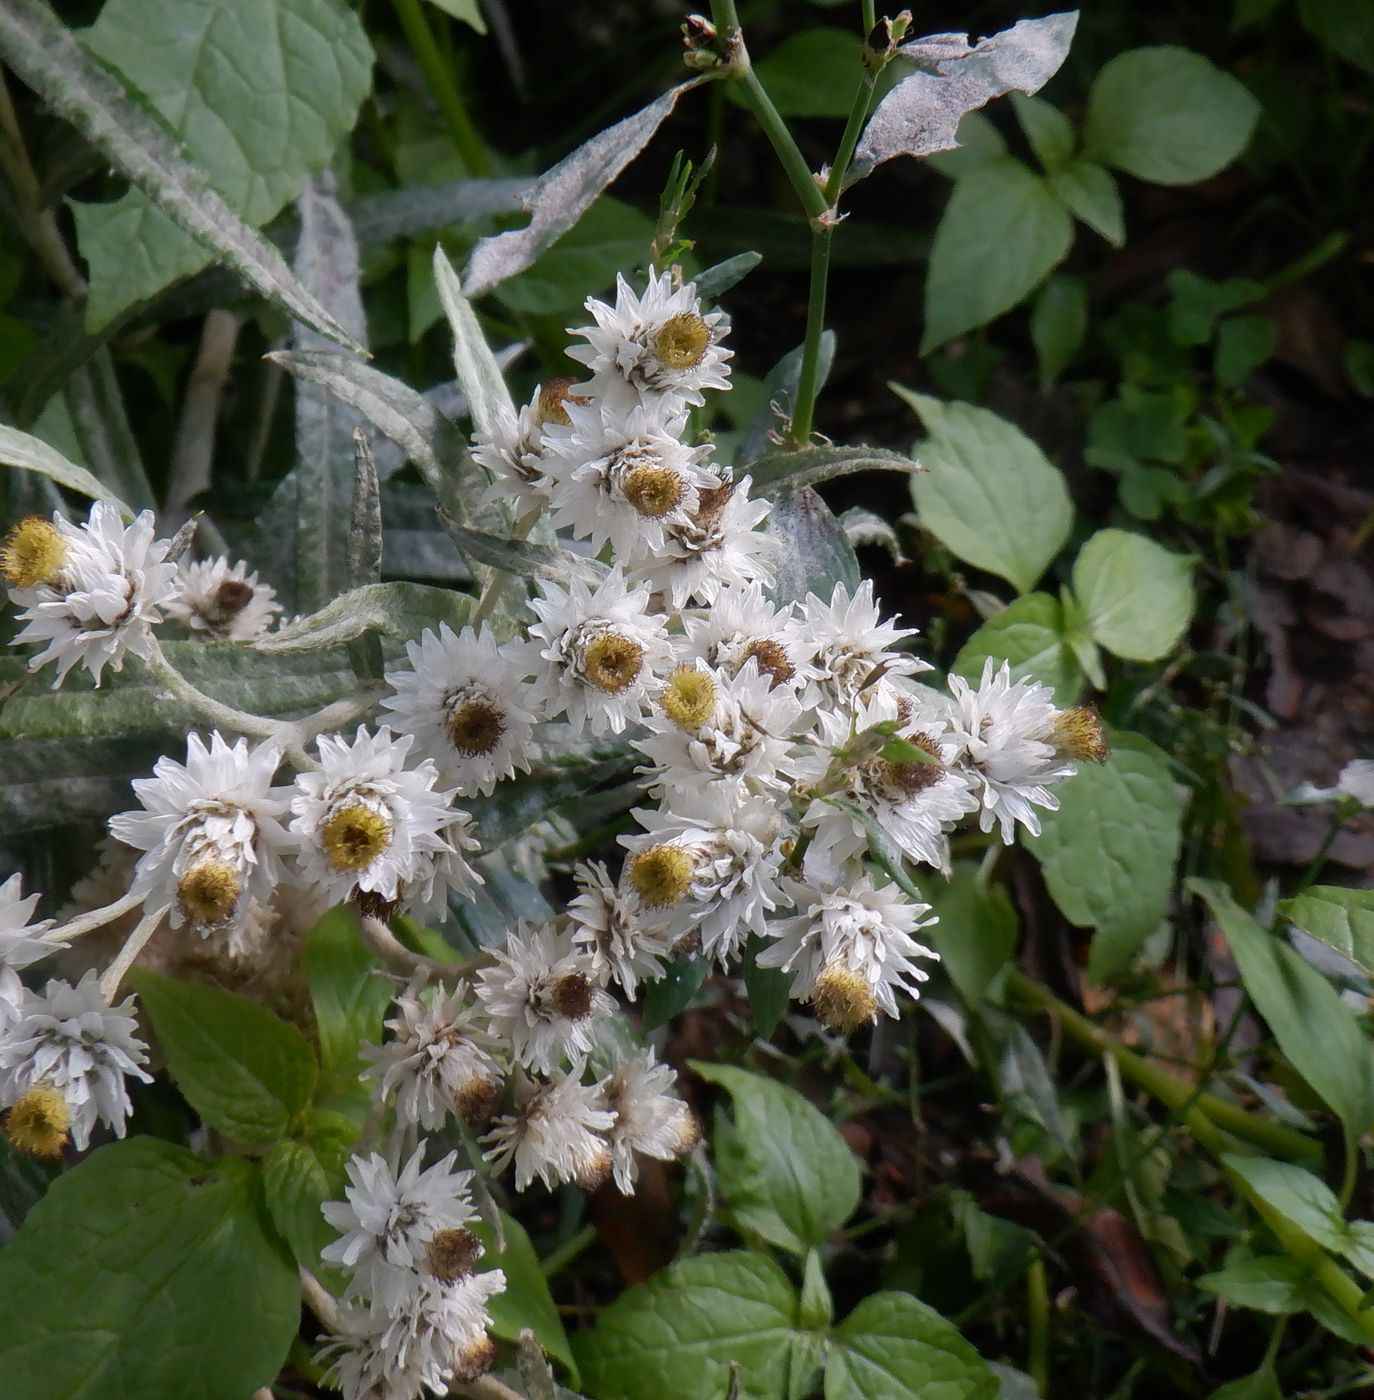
641 952 708 1031
1048 159 1125 246
471 1209 576 1376
742 30 866 118
262 1138 332 1268
1279 886 1374 976
1030 275 1089 386
924 862 1019 1004
743 937 791 1040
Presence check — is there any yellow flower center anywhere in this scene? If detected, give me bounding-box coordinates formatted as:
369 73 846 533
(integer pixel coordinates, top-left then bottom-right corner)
536 376 585 427
176 858 242 925
446 697 506 756
4 1083 70 1158
1051 705 1109 763
738 639 795 689
627 844 698 908
321 802 392 873
0 516 67 589
426 1226 483 1284
653 312 712 369
811 963 878 1032
582 632 645 694
621 464 686 518
661 666 716 729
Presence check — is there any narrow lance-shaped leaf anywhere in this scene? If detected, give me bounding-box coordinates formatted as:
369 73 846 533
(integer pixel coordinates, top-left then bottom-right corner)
0 423 128 514
747 444 919 500
0 0 363 350
433 247 516 444
463 77 707 298
435 514 607 587
348 430 383 589
847 13 1080 186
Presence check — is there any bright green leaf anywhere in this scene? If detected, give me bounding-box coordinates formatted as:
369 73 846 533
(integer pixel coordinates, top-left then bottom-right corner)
1221 1155 1346 1251
1197 1255 1310 1312
692 1061 861 1253
1083 47 1260 185
923 157 1073 350
899 389 1074 594
262 1138 332 1269
1279 886 1374 976
1048 159 1125 246
130 969 317 1144
0 1138 297 1400
1208 1366 1283 1400
952 593 1084 705
302 907 391 1107
1072 528 1196 661
924 862 1020 1004
423 0 487 32
1030 275 1089 387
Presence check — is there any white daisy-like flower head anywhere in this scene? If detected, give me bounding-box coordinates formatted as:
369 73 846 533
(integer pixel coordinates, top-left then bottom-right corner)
759 873 939 1030
798 579 931 712
799 689 977 883
471 378 586 514
0 873 53 1040
620 788 789 966
1294 758 1374 808
380 622 537 797
566 859 674 999
108 731 293 948
635 658 802 800
0 970 152 1151
474 922 614 1074
290 727 479 913
166 555 281 640
567 271 732 415
522 567 671 736
481 1064 616 1191
627 475 774 608
6 501 177 685
604 1049 699 1195
361 976 502 1131
540 399 719 557
321 1146 479 1315
946 659 1079 842
679 580 819 693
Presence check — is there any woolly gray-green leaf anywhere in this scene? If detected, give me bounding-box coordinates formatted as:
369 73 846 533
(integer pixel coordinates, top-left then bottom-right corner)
0 422 127 513
253 582 472 653
434 247 516 443
748 444 919 500
764 487 860 606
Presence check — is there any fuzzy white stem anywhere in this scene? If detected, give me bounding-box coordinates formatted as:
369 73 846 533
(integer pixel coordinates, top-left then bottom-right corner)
299 1267 343 1332
42 888 144 944
98 903 169 1000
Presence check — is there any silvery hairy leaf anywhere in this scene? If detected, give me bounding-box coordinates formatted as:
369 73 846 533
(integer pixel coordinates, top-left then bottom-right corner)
347 431 383 590
0 423 128 515
0 0 363 351
846 13 1079 187
747 444 919 500
462 77 706 298
436 513 607 588
254 581 472 654
433 247 516 443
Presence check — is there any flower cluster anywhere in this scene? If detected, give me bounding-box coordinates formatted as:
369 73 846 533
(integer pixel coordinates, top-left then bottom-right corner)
0 269 1108 1400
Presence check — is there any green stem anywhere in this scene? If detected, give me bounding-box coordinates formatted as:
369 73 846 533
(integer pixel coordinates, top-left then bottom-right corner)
1027 1256 1050 1396
540 1222 597 1279
471 507 541 626
1295 809 1348 894
1006 968 1320 1164
1340 1123 1361 1212
789 227 831 445
391 0 493 176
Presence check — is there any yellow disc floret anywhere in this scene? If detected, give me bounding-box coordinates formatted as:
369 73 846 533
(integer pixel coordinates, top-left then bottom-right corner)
4 1083 71 1158
581 632 645 694
661 665 716 730
1050 705 1109 764
176 858 242 925
626 843 698 909
321 802 392 873
621 464 686 519
653 312 712 370
1 516 67 589
811 963 878 1033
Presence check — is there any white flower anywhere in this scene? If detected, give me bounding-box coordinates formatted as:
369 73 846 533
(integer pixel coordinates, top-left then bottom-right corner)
1293 759 1374 808
540 399 718 557
470 380 570 515
167 555 281 640
620 789 789 966
362 977 502 1131
380 623 537 797
291 727 480 913
321 1147 480 1315
799 691 977 882
627 476 774 608
0 971 152 1150
759 874 939 1028
566 860 674 999
482 1065 616 1191
108 731 293 949
634 658 802 800
946 659 1077 842
0 874 52 1036
7 501 177 685
474 922 614 1074
604 1050 698 1194
567 271 732 416
798 579 931 712
522 568 671 736
679 580 819 692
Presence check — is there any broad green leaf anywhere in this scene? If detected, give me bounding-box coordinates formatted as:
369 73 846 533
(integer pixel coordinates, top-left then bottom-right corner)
424 0 487 32
1221 1156 1346 1251
826 1291 999 1400
1011 92 1075 170
0 1138 297 1400
923 157 1073 350
254 581 473 654
748 444 919 500
1025 733 1182 980
1167 270 1263 345
302 907 391 1107
471 1210 575 1375
899 389 1073 594
0 422 128 512
764 487 861 607
742 29 865 118
924 862 1019 1004
73 0 372 328
574 1251 801 1400
641 952 708 1030
1192 880 1374 1137
952 593 1084 705
1030 275 1088 386
743 937 791 1040
434 246 517 443
1197 1255 1311 1312
1048 159 1125 246
1279 886 1374 976
0 0 361 349
926 112 1006 180
262 1138 332 1268
130 969 317 1144
692 1061 861 1253
1072 528 1195 662
1083 47 1260 185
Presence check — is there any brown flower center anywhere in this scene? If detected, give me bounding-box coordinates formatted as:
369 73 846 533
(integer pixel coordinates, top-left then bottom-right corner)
739 639 794 689
426 1227 483 1284
621 464 686 518
446 697 506 756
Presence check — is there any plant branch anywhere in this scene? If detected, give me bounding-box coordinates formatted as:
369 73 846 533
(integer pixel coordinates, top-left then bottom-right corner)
99 902 168 999
42 889 144 944
391 0 492 177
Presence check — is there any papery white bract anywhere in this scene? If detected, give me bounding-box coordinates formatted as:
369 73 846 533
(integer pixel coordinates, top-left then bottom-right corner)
679 580 819 692
482 1064 616 1191
798 579 931 712
167 555 281 640
604 1049 698 1194
566 859 674 999
0 874 52 1038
